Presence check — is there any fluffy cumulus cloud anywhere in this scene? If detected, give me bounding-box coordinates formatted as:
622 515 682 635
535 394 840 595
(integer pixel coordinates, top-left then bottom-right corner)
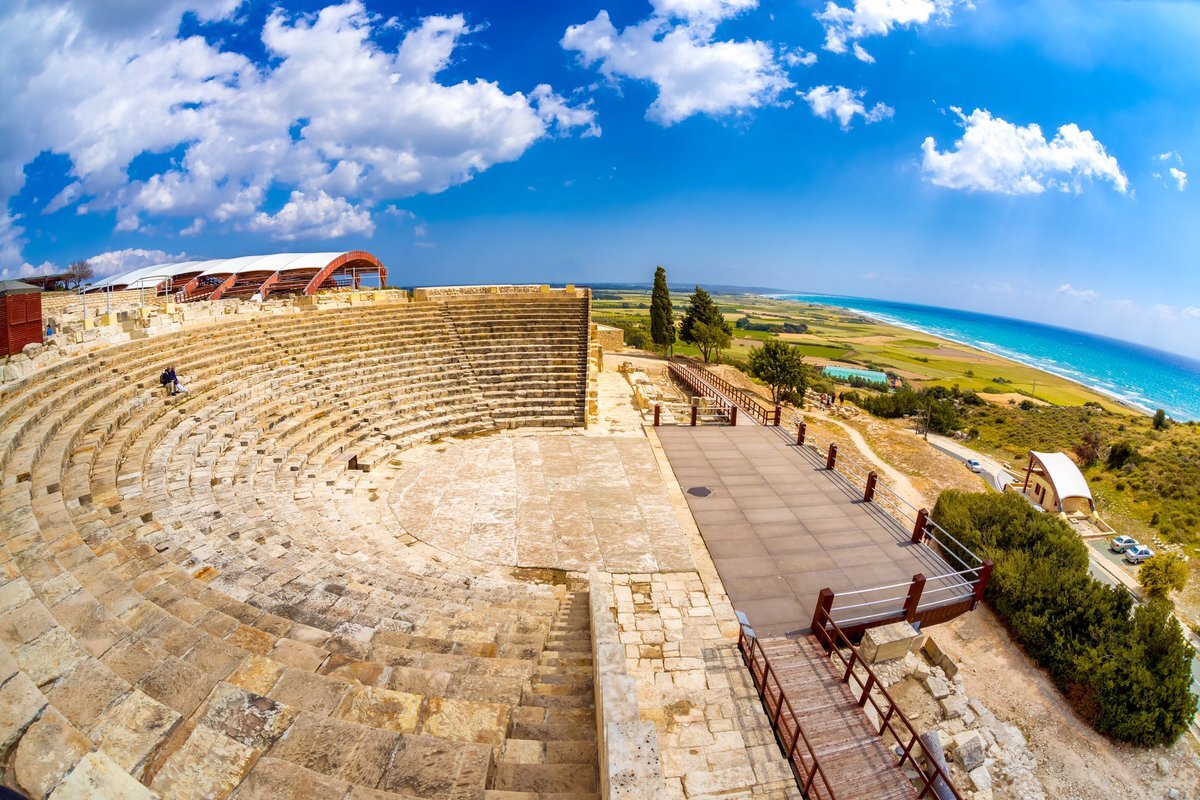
562 1 792 125
1169 167 1188 191
802 85 893 130
86 248 191 278
1056 283 1098 302
815 0 968 62
0 0 596 277
920 108 1128 195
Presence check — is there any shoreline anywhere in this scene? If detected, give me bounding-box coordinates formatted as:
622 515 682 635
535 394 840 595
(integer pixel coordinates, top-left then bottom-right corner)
769 294 1154 419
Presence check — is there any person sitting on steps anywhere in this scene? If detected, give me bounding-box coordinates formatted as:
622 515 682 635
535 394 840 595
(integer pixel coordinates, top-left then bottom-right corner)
159 366 187 396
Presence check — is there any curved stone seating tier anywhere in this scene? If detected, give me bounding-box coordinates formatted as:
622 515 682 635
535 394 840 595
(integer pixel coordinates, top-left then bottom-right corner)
0 297 599 799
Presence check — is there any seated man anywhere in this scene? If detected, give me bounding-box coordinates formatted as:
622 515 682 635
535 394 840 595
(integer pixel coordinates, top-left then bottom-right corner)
160 366 187 395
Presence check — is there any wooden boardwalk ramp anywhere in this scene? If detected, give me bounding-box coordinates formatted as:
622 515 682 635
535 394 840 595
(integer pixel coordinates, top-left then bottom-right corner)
753 635 918 800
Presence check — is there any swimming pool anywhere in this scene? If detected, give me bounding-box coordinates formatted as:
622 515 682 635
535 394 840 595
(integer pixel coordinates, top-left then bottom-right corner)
823 366 888 385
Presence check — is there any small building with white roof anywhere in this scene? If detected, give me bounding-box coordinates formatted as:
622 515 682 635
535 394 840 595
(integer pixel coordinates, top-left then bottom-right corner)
1020 450 1095 515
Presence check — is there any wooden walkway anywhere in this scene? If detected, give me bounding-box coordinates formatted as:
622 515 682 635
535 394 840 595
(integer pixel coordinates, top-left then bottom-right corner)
757 635 917 800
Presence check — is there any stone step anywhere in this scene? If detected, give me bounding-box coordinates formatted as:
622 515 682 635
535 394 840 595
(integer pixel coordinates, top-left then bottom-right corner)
490 763 600 795
507 707 596 742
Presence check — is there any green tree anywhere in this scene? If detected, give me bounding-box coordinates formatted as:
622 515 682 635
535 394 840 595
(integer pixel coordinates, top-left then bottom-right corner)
748 340 810 405
1153 409 1169 430
649 266 675 354
1139 553 1188 600
679 286 732 363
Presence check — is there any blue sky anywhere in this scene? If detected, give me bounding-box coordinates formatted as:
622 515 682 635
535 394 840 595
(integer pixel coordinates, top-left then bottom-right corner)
3 0 1200 355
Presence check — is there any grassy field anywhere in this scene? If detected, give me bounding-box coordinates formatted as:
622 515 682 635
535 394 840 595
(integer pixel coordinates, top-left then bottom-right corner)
594 289 1130 411
596 288 1200 550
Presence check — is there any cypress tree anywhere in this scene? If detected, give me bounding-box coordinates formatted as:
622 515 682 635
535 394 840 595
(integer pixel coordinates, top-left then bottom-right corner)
650 266 675 354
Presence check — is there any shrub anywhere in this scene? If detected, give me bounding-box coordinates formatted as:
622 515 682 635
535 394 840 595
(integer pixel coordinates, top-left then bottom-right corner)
932 491 1196 746
1106 440 1141 470
1139 554 1188 600
1153 409 1169 430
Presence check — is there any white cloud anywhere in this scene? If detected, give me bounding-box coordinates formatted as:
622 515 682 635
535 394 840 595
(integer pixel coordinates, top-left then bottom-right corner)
1182 307 1200 319
1158 151 1182 164
921 108 1128 195
782 47 818 67
802 85 894 130
815 0 968 62
0 1 596 272
1169 167 1187 191
247 190 374 241
1056 283 1098 302
86 248 191 277
562 3 791 125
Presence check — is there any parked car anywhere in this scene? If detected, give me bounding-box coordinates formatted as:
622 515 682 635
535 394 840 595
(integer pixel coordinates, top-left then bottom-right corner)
1125 545 1154 564
1109 535 1138 553
965 459 983 473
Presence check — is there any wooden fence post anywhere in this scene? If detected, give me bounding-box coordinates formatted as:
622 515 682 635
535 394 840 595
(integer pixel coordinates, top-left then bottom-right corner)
825 443 838 471
690 403 698 427
903 573 926 623
912 508 929 544
653 404 661 427
971 559 994 610
796 422 806 446
730 406 738 426
812 588 835 647
864 471 878 503
773 405 782 426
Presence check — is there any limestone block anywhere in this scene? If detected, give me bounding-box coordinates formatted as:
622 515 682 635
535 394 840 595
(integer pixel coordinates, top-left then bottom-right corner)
606 720 664 800
13 707 92 799
968 763 993 792
150 724 257 800
922 636 959 678
860 621 921 664
939 694 967 721
924 674 952 700
47 751 159 800
952 730 986 771
22 341 44 358
0 671 47 754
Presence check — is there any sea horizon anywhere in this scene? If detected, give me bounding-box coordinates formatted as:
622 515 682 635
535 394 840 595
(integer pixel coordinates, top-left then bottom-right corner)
773 293 1200 422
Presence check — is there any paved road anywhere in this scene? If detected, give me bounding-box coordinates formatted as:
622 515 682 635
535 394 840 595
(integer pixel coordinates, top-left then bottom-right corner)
925 432 1017 492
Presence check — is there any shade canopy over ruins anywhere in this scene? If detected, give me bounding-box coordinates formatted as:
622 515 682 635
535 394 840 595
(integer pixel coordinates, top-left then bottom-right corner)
85 251 387 301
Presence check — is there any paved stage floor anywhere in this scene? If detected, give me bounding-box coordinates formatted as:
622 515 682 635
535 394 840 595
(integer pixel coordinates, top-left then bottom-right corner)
655 425 961 636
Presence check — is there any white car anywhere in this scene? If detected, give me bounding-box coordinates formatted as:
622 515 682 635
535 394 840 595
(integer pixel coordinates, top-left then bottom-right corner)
965 459 984 473
1124 545 1154 564
1109 536 1138 553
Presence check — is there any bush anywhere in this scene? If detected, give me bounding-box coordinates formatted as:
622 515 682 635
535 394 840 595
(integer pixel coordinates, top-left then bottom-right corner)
1106 440 1141 470
1139 554 1188 600
1153 409 1169 430
932 491 1196 746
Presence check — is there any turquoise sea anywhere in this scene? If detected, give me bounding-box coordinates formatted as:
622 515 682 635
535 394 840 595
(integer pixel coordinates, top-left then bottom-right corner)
777 294 1200 422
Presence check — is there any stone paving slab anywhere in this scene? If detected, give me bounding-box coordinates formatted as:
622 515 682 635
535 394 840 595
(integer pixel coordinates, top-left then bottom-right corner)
388 430 694 573
656 425 961 636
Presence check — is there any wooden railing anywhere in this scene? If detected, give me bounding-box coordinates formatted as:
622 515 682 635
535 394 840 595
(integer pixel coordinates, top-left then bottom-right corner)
668 360 778 425
664 362 739 425
811 605 965 800
737 625 839 799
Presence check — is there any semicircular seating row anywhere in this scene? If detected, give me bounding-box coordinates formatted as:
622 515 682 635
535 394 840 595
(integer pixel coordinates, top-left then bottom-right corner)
0 296 601 800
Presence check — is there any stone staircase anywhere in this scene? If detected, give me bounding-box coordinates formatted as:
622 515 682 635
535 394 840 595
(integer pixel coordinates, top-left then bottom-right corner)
0 295 598 799
488 591 599 800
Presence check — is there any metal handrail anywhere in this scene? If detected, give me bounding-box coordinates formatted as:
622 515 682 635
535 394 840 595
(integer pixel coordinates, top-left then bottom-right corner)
812 607 965 800
738 625 839 799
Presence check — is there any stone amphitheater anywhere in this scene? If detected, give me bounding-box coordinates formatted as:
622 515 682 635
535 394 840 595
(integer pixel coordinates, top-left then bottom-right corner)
0 285 801 800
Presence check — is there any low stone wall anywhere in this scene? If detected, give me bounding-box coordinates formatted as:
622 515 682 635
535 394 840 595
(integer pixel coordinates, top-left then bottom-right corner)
41 289 160 320
595 323 624 352
411 284 583 301
589 576 664 800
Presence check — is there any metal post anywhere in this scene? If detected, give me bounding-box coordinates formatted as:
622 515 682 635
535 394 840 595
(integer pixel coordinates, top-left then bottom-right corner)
864 471 878 503
729 406 738 426
825 443 838 470
903 573 926 622
811 588 835 645
796 422 806 446
912 508 929 544
653 404 661 426
971 559 994 609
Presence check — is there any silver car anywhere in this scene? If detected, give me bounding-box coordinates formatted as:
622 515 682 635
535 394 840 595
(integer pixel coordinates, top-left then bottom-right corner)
1124 545 1154 564
1109 536 1138 553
